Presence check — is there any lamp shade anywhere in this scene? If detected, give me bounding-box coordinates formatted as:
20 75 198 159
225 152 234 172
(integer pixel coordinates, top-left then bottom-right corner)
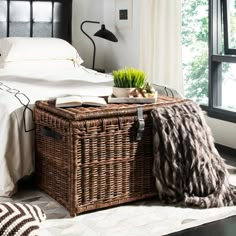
94 24 118 42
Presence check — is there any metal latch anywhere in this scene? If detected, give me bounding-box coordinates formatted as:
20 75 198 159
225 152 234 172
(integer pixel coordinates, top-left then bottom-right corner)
136 107 145 141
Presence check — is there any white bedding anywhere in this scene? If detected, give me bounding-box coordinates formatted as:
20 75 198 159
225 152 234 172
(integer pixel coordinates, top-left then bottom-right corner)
0 66 113 196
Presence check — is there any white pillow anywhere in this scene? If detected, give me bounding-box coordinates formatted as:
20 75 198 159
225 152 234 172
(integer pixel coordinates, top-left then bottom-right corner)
0 37 83 64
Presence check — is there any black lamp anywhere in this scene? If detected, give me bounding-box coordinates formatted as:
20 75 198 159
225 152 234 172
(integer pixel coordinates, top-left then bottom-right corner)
80 20 118 71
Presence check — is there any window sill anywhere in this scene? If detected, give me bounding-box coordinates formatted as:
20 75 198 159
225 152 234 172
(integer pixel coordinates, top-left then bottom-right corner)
200 105 236 123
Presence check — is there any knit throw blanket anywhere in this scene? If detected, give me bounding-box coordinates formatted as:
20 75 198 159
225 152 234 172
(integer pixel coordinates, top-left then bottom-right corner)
151 100 236 208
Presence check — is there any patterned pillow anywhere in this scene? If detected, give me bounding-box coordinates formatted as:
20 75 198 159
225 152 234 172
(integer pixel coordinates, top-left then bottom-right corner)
0 202 46 236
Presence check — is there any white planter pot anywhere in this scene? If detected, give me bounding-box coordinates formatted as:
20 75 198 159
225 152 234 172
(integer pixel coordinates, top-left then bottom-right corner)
112 87 135 97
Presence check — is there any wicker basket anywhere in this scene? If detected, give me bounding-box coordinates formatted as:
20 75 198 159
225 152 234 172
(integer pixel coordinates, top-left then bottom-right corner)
34 96 184 216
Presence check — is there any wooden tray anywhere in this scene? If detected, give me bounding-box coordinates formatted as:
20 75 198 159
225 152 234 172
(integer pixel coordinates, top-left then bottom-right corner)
108 96 157 104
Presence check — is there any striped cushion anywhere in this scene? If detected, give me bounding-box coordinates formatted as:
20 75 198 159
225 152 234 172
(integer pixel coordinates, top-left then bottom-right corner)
0 202 46 236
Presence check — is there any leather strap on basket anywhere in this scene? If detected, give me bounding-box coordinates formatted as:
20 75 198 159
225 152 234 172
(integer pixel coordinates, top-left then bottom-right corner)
136 107 145 141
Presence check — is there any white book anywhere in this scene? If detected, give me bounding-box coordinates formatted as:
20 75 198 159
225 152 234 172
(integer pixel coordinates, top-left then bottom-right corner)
56 95 107 108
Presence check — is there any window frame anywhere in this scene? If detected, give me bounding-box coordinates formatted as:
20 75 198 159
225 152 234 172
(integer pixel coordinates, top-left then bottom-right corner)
223 0 236 54
207 0 236 123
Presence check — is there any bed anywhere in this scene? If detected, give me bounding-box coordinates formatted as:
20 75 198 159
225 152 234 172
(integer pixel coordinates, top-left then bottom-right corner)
0 0 182 197
0 0 115 196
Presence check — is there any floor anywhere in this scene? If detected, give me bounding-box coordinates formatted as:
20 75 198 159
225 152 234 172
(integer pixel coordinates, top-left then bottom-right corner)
0 150 236 235
169 216 236 236
170 151 236 236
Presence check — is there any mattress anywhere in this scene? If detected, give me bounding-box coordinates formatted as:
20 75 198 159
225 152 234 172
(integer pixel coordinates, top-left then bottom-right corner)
0 66 113 196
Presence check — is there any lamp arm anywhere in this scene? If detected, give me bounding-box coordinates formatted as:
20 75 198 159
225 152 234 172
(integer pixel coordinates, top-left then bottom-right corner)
80 21 100 70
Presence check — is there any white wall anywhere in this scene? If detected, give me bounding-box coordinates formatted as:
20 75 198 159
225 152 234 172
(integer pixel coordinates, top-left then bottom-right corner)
205 116 236 149
103 0 141 72
72 0 141 72
72 0 105 70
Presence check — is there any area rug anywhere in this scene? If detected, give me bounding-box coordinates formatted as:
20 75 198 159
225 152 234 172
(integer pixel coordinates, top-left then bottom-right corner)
1 175 236 236
38 199 236 236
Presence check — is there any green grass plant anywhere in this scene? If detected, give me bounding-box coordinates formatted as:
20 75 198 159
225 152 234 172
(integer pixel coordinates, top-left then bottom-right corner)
112 68 146 88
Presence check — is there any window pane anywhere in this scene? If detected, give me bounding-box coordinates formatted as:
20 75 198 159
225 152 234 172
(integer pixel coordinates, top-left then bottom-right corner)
181 0 208 104
226 0 236 49
219 63 236 112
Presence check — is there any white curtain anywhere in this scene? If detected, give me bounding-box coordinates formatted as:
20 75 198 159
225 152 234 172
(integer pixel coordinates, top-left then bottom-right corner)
140 0 184 95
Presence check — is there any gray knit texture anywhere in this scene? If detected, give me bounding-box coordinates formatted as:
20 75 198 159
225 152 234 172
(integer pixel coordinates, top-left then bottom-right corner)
151 101 236 208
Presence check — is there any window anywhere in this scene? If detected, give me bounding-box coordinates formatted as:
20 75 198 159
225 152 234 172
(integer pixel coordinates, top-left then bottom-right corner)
209 0 236 122
223 0 236 54
182 0 236 123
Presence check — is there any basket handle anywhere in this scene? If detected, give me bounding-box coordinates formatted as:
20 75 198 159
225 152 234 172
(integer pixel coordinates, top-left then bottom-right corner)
40 126 62 140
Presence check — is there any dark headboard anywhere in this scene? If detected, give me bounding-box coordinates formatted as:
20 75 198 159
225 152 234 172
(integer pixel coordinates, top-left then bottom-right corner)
0 0 72 42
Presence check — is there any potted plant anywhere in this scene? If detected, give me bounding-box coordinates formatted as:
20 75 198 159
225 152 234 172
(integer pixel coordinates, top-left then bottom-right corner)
112 68 146 97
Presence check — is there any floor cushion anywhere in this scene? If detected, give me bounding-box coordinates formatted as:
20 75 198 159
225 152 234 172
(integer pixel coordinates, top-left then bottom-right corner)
0 202 46 236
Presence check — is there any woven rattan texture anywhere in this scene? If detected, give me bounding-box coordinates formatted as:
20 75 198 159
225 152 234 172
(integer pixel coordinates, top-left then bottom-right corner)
34 96 187 216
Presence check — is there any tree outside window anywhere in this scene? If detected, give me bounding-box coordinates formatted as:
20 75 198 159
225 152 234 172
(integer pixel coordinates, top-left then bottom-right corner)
182 0 236 117
181 0 208 104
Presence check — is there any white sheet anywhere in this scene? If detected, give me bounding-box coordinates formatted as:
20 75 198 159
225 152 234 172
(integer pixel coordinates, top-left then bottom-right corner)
0 66 113 196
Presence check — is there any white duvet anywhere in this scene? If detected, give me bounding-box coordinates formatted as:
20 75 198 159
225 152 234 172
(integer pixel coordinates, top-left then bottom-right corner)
0 66 113 196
